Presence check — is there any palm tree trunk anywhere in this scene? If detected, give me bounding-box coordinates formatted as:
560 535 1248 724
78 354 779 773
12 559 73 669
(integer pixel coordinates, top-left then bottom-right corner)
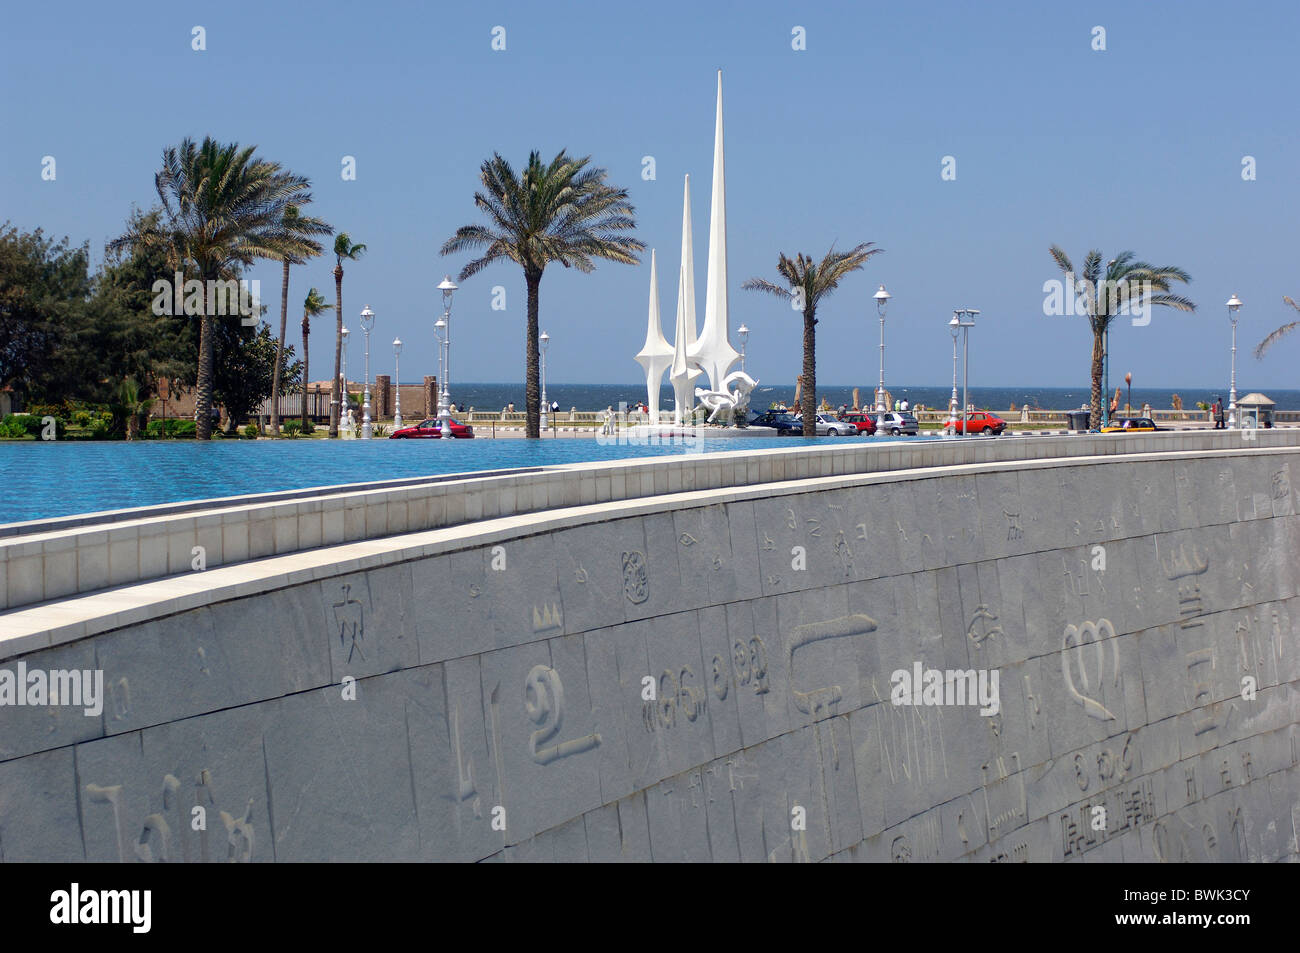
1090 329 1104 430
271 259 289 435
195 280 214 441
330 265 343 437
525 269 542 439
802 306 817 436
301 314 310 429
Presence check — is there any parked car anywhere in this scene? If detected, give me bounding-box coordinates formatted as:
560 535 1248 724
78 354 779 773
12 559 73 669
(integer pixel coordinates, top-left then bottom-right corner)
876 412 919 436
814 413 858 436
389 417 475 438
1100 417 1165 433
841 412 878 435
945 410 1007 435
749 411 803 435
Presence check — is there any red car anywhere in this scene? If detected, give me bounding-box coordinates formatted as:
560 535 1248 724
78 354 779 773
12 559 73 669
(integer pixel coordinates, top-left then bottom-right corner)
389 417 475 438
944 410 1006 435
841 413 877 435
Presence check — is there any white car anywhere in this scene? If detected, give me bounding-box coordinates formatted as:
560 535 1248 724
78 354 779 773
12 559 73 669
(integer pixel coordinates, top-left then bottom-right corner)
814 413 857 436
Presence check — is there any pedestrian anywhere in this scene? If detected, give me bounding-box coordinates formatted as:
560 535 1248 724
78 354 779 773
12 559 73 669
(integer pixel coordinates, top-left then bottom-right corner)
900 397 910 412
1213 399 1225 429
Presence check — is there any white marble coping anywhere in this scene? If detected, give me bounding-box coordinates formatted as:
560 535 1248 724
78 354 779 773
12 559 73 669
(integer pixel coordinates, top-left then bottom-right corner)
3 439 1296 661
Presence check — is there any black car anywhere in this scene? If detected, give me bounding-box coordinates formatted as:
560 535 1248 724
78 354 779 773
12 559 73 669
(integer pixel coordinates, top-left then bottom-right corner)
749 411 803 435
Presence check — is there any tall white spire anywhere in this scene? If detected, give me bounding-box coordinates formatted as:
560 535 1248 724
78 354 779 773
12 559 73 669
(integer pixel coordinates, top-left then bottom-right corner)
692 69 742 392
679 174 697 350
634 249 673 426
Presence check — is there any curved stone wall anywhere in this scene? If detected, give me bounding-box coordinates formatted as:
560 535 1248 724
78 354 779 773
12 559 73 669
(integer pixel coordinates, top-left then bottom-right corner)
0 442 1297 862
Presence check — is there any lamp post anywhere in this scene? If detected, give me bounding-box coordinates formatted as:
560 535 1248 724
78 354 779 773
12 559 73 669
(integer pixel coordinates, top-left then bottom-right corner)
1125 372 1132 416
434 317 446 429
359 305 375 439
873 284 891 429
947 316 960 432
392 338 403 431
436 276 457 439
539 330 550 431
950 309 978 437
1227 294 1242 429
340 325 350 431
738 324 749 373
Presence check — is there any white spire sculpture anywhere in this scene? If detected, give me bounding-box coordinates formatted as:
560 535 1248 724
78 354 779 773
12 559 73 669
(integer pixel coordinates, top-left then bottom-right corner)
679 174 698 353
670 249 702 424
634 249 673 426
690 69 742 393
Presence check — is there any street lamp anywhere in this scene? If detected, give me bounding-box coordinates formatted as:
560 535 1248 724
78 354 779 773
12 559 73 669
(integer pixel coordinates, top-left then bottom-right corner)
1227 294 1242 428
341 325 350 431
951 309 978 437
947 316 960 431
738 324 749 373
434 316 447 433
359 305 375 439
539 330 550 431
873 284 891 429
1124 372 1132 416
436 276 458 439
392 337 403 431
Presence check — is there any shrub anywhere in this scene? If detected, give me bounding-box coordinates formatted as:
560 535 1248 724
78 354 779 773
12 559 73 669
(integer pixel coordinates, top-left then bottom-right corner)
145 418 198 438
242 423 260 439
73 409 93 427
372 423 387 438
1 413 64 439
283 420 302 437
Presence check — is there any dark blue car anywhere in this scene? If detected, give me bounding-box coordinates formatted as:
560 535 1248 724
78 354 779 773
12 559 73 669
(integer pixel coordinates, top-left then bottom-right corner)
748 411 803 435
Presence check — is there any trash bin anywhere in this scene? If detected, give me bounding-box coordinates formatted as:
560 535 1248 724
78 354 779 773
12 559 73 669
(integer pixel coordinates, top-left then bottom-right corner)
1066 410 1091 432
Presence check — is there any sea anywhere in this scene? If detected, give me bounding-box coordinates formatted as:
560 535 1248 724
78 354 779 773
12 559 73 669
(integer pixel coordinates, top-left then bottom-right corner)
444 383 1300 413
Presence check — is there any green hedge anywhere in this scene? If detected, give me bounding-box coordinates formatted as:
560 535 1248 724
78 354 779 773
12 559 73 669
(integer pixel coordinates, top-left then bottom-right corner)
145 419 197 438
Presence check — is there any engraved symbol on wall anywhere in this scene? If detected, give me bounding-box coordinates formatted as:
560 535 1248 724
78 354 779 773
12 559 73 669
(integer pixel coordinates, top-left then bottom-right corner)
85 770 254 863
332 583 365 663
982 752 1026 841
1061 619 1120 721
787 614 877 718
1003 510 1023 541
532 602 562 632
524 665 601 764
967 605 1003 647
1271 468 1291 503
622 551 649 604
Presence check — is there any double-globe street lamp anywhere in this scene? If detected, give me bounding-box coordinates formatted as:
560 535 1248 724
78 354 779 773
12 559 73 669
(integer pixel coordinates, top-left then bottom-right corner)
436 276 458 439
949 309 978 437
392 337 403 431
359 305 375 439
540 330 550 431
1227 294 1242 429
873 284 891 429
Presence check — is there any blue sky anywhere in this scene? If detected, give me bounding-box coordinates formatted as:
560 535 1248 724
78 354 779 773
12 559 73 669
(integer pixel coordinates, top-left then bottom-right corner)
2 0 1298 392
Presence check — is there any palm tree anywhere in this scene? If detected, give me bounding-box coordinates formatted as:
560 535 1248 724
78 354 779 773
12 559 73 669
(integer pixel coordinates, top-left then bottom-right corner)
270 204 332 435
1049 247 1195 429
111 137 311 439
1254 296 1300 359
441 150 644 438
300 287 332 429
743 243 881 435
329 234 367 437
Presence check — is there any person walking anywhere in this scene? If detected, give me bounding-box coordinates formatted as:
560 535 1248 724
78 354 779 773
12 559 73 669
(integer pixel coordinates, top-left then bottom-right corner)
1212 398 1225 429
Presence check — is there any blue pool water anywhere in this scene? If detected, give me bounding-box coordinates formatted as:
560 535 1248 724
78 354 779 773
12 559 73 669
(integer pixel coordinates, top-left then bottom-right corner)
0 434 933 524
